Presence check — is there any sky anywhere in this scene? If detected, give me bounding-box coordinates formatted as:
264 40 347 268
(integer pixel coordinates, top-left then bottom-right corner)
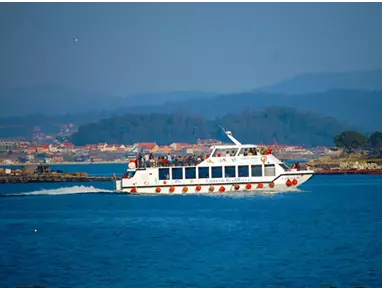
0 2 382 96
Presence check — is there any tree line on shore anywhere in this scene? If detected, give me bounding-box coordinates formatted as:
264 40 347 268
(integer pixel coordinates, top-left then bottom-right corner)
333 131 382 153
70 107 350 147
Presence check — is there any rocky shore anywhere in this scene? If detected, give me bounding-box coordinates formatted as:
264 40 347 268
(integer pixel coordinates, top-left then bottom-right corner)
307 154 382 174
0 165 113 184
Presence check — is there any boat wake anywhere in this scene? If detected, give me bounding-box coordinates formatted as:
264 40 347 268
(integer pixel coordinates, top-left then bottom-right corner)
3 185 307 198
131 188 309 199
3 185 114 197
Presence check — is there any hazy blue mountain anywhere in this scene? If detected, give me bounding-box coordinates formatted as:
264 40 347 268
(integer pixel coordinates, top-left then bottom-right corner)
107 69 382 132
2 69 382 118
111 89 382 132
2 69 382 139
259 69 382 95
0 84 218 117
1 89 380 139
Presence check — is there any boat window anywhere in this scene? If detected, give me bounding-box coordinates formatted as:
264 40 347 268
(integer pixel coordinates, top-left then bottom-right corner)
171 167 183 180
224 166 236 178
185 167 196 179
198 167 209 179
211 166 223 178
159 168 170 180
213 149 225 157
238 165 249 177
238 147 257 156
238 148 246 156
264 164 276 176
251 165 262 177
213 148 239 157
123 170 136 178
279 163 290 171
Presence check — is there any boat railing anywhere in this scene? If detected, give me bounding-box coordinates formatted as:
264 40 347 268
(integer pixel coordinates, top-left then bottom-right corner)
134 159 205 169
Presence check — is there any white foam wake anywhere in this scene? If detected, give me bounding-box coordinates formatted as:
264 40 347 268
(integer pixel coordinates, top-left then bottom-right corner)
135 188 308 199
17 185 114 196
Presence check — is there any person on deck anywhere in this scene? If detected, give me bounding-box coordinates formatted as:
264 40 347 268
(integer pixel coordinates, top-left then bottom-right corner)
163 156 169 167
167 153 173 166
149 153 155 167
144 152 150 167
136 153 142 168
141 154 145 169
292 162 301 171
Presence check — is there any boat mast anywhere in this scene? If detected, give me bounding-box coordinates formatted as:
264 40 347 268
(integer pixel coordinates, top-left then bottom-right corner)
219 125 242 145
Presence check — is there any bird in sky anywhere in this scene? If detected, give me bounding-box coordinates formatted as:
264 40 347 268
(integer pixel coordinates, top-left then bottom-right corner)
73 37 79 42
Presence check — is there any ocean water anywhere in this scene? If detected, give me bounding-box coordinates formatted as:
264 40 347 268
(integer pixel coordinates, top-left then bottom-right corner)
0 163 128 177
0 167 382 287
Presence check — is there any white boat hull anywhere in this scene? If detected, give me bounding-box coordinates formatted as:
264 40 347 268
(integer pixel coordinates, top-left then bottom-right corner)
115 171 314 194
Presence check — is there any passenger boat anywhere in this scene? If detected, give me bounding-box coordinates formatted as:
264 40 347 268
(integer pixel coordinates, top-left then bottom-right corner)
114 127 314 194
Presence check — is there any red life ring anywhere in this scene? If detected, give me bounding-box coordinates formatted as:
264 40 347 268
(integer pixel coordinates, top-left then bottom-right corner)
292 179 298 185
286 179 292 187
169 186 175 193
156 187 161 193
269 182 275 188
196 185 202 191
246 184 252 190
130 188 137 193
234 184 240 190
209 186 215 192
219 186 225 192
257 182 263 189
183 186 188 193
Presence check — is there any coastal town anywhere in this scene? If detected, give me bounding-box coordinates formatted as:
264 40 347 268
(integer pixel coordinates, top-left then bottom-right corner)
0 137 333 165
1 123 381 178
0 122 328 164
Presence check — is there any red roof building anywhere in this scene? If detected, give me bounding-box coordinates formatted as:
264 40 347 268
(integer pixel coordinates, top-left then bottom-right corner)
63 142 74 147
135 143 158 150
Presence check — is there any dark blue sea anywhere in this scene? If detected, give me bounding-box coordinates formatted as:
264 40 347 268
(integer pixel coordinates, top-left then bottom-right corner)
1 164 382 287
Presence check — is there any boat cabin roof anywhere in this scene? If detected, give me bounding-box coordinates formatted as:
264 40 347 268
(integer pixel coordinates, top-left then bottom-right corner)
211 144 258 150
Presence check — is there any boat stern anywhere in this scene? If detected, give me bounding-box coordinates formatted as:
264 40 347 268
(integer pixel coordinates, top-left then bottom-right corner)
115 179 122 192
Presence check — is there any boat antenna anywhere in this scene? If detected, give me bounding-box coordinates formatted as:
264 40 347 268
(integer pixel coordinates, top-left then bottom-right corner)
218 125 241 145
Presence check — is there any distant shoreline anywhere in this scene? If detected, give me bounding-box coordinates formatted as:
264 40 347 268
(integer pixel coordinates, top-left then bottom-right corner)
0 158 310 167
1 158 309 167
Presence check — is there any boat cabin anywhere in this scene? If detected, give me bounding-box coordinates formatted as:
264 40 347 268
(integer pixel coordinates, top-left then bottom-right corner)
209 145 259 157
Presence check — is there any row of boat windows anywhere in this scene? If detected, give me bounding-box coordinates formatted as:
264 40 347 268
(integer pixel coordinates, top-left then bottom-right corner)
158 164 276 180
211 147 257 157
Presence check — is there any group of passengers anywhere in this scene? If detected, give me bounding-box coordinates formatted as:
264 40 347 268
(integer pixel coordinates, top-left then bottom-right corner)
135 152 206 168
214 147 271 157
134 146 272 169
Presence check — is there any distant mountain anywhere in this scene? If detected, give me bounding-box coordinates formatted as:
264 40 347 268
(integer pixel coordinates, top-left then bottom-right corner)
1 89 380 139
110 89 382 132
0 84 218 117
259 69 382 95
2 69 382 139
121 91 219 107
71 107 350 147
0 112 111 139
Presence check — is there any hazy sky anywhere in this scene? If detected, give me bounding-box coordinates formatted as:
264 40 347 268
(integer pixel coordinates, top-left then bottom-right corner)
1 3 382 96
